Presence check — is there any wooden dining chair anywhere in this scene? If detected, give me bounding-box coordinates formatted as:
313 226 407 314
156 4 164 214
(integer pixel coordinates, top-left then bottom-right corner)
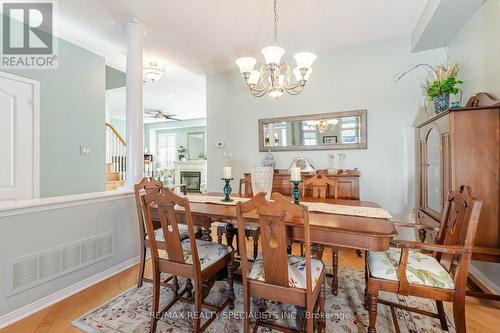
302 174 338 199
134 177 200 288
143 187 235 333
301 174 341 296
365 186 482 333
236 192 326 333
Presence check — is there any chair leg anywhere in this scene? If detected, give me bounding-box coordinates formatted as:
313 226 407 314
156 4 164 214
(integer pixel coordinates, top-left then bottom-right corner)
227 255 235 309
150 262 160 333
436 300 449 331
453 293 466 333
193 280 203 333
331 247 339 296
186 278 193 299
243 281 251 333
137 245 146 288
320 275 326 332
368 289 378 333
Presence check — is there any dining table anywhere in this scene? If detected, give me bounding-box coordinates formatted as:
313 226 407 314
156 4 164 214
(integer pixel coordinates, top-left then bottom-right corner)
150 193 398 296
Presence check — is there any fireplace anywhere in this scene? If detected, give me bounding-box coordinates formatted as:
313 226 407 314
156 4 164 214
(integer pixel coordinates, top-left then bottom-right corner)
180 171 201 193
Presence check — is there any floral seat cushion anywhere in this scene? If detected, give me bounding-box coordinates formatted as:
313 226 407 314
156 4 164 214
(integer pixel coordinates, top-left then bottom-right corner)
248 254 324 289
160 239 232 270
146 225 190 242
367 247 455 289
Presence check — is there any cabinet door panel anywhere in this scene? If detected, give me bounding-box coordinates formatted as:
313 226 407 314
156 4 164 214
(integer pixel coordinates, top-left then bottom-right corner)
426 128 442 214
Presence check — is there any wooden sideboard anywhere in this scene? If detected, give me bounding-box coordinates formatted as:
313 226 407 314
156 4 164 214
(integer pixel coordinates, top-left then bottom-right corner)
242 169 360 200
416 103 499 264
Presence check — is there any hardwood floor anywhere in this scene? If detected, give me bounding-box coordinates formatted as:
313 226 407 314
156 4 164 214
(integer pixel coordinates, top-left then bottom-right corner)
2 232 499 333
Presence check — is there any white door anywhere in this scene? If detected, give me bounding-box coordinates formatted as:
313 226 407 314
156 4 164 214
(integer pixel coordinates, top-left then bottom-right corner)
0 72 39 201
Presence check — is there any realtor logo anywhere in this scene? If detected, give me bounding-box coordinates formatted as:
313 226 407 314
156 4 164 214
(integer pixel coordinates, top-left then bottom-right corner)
1 1 58 68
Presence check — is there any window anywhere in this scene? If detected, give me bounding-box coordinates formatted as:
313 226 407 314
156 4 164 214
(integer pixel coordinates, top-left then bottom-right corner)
302 122 318 145
157 133 177 168
340 117 360 144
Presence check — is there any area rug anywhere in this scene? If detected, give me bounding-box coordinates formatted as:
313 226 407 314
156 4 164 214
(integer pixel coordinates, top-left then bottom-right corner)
72 267 455 332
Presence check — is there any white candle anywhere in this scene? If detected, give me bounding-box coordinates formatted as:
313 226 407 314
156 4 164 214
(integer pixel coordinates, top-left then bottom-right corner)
290 167 301 181
223 166 232 179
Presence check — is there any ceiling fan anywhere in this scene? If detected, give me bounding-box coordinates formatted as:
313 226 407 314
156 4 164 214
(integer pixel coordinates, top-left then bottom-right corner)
144 109 181 121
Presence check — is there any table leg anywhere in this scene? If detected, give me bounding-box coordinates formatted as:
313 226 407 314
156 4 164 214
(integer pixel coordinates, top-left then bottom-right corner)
225 223 235 250
201 227 212 242
195 228 203 240
418 229 427 243
311 244 324 260
287 239 292 255
331 247 339 296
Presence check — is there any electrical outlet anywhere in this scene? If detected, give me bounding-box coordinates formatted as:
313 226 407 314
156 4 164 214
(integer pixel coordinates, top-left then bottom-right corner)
80 145 91 155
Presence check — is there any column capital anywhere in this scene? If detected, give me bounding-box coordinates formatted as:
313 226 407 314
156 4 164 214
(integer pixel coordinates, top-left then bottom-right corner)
118 17 151 37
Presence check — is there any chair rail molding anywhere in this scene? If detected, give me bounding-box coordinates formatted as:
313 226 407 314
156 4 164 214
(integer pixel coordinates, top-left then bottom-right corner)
0 190 134 218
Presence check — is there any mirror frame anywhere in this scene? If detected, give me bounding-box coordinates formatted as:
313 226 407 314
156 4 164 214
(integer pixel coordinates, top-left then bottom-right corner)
187 131 206 160
258 109 367 152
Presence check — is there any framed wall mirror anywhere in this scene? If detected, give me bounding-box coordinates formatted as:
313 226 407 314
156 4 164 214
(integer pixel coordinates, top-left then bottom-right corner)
187 131 206 159
258 110 367 151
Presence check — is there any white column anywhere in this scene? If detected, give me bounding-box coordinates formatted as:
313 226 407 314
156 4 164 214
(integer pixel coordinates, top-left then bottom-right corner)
121 19 148 187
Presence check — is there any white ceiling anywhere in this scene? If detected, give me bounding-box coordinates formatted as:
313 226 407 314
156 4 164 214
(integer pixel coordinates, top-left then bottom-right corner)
56 0 428 74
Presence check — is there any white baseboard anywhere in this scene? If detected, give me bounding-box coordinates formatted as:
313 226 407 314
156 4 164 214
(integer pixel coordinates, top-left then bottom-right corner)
0 255 141 329
469 264 500 295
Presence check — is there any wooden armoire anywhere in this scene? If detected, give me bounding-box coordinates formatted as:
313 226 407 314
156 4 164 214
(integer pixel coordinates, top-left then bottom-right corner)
416 93 500 272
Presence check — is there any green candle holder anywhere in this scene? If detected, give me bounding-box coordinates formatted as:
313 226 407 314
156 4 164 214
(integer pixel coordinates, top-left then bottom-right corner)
221 178 234 202
291 180 302 205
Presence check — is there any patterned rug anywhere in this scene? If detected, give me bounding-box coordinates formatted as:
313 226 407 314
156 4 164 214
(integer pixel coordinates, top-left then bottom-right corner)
73 267 455 332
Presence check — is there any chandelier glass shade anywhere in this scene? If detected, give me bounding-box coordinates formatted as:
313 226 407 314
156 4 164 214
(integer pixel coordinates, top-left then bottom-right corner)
143 62 166 83
235 0 316 98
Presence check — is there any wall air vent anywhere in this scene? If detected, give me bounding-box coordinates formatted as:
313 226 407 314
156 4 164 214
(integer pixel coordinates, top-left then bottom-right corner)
3 231 114 296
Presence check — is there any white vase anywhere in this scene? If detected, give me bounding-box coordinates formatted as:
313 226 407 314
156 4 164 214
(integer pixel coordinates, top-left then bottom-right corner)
251 166 274 200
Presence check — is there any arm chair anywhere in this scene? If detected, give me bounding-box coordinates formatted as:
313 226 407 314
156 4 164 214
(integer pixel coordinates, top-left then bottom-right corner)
134 178 202 288
214 175 260 260
144 187 235 333
301 174 342 296
236 192 326 333
365 185 483 333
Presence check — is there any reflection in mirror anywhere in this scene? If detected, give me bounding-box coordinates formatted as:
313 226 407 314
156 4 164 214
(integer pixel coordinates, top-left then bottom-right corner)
187 132 205 159
259 110 366 151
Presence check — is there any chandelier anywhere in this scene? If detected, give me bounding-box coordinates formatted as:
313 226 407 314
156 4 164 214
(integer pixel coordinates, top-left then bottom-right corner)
235 0 317 98
311 119 339 133
143 62 166 83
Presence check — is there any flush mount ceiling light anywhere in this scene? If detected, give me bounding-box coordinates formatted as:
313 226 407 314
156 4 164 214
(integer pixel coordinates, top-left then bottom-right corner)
143 62 166 83
235 0 317 98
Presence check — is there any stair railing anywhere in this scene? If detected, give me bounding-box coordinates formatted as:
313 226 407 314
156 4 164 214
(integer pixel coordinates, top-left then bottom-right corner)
105 123 126 181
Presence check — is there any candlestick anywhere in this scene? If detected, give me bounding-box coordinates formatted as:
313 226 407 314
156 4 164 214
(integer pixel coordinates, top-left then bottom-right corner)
290 167 301 182
290 180 302 205
223 166 232 179
221 178 234 202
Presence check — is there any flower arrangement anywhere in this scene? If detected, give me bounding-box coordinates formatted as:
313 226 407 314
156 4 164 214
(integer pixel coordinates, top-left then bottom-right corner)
177 145 186 160
396 61 464 113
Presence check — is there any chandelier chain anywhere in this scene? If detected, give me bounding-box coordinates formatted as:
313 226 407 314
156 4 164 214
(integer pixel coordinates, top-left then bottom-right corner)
273 0 279 43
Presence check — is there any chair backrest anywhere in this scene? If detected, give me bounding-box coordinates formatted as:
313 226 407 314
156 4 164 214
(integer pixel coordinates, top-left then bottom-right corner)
302 174 337 199
236 192 313 291
436 185 482 274
143 187 201 271
134 177 163 241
